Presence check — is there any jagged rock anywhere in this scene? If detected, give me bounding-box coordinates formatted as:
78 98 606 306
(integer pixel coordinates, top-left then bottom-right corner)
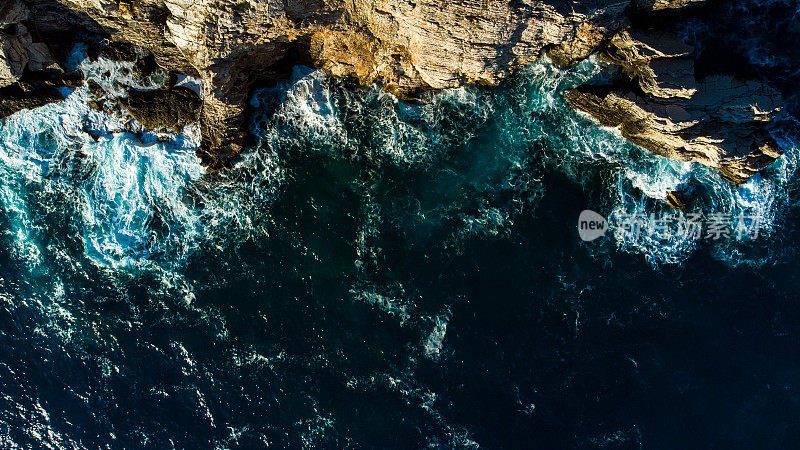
87 99 103 111
0 0 76 119
1 1 63 88
1 30 30 87
86 79 105 98
566 29 783 184
666 184 697 209
633 0 707 13
17 0 758 174
21 0 648 166
599 29 696 99
117 86 202 132
12 0 782 191
97 41 138 62
547 22 614 67
0 84 64 119
91 41 164 91
0 0 30 25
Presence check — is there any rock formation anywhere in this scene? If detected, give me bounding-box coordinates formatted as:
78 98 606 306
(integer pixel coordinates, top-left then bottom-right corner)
1 0 61 88
565 28 783 184
0 0 81 117
118 86 202 132
0 0 787 182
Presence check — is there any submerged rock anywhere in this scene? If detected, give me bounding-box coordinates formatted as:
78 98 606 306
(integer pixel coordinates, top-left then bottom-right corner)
666 184 697 209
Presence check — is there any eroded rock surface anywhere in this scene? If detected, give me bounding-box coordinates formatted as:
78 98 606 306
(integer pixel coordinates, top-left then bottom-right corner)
2 1 64 85
8 0 784 180
0 0 81 117
0 84 64 119
18 0 708 167
633 0 707 13
566 28 783 184
118 86 202 132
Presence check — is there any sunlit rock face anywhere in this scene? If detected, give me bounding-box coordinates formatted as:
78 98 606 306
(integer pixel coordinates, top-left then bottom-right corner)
566 28 784 184
11 0 729 169
2 0 787 182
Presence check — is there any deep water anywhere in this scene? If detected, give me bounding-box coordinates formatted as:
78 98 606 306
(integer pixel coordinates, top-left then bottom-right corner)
3 10 800 448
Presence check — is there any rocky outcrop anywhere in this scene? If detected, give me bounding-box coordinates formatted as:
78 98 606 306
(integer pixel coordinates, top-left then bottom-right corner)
7 0 785 182
315 0 628 93
118 86 202 132
566 28 783 184
79 47 201 134
0 0 82 116
1 2 66 85
632 0 707 13
0 84 63 119
18 0 673 167
1 0 62 86
666 184 697 209
0 69 83 119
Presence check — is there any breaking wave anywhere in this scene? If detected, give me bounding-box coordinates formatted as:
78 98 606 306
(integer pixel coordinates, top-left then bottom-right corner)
4 53 796 272
0 78 204 268
250 60 798 266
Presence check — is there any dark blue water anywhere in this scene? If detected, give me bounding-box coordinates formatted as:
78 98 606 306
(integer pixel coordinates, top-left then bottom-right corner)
2 2 800 447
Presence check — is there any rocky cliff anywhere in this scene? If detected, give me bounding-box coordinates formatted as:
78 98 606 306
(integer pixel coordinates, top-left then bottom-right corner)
565 28 784 184
0 0 786 181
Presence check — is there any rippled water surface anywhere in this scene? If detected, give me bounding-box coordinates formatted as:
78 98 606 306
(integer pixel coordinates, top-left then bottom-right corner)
2 8 800 446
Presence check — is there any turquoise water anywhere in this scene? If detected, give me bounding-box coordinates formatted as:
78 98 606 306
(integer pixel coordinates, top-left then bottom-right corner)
1 41 800 447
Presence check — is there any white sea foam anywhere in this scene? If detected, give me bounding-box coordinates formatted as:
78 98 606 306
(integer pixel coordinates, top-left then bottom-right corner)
0 52 204 268
506 58 798 265
353 289 412 324
73 46 168 98
174 74 204 98
259 58 799 266
251 67 345 151
423 312 450 359
246 57 798 267
3 49 795 272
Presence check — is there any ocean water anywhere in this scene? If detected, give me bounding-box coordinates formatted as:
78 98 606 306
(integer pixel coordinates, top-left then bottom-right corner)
3 8 800 448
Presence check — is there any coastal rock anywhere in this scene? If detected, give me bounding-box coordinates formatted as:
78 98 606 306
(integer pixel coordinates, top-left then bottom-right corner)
0 0 30 25
0 30 29 87
22 0 647 166
118 86 202 132
566 28 783 184
23 0 780 180
10 0 785 184
598 29 696 99
1 1 61 88
0 0 76 118
0 84 64 119
666 184 697 209
633 0 707 13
